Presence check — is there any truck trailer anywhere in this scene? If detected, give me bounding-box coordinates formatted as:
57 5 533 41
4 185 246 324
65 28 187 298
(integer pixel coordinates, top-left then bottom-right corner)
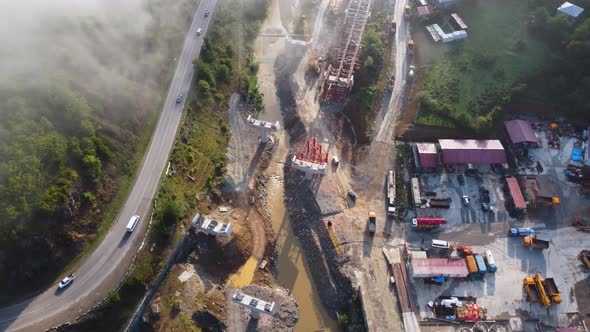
412 217 446 229
387 170 396 216
509 227 534 237
429 198 451 209
483 250 497 273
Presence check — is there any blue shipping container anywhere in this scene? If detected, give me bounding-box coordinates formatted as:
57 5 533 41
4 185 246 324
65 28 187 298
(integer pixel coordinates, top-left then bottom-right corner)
474 255 487 275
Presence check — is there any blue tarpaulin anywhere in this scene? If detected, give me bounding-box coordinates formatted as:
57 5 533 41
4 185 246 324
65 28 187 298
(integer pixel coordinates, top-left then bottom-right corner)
572 147 583 162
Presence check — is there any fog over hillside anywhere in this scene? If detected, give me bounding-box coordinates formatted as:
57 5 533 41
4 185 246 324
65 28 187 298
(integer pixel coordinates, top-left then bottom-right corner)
0 0 194 110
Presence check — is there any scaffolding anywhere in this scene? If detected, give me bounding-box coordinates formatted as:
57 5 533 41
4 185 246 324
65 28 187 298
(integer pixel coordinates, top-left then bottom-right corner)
320 0 371 104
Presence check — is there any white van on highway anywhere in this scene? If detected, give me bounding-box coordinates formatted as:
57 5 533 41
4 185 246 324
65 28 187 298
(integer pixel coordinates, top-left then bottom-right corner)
127 215 140 232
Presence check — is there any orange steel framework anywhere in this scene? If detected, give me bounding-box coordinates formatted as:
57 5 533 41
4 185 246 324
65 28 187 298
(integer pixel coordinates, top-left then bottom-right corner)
320 0 371 104
297 137 328 164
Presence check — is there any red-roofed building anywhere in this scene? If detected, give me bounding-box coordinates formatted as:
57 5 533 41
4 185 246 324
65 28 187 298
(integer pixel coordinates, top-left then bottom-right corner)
504 119 539 148
417 5 432 17
506 177 526 210
414 143 438 168
439 139 507 164
410 258 469 278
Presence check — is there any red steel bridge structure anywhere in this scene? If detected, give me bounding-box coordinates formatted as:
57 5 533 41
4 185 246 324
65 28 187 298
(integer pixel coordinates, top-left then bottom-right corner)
320 0 371 104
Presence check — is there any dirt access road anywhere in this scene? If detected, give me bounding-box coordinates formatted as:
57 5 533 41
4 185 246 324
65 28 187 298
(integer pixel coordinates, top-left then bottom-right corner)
0 1 216 331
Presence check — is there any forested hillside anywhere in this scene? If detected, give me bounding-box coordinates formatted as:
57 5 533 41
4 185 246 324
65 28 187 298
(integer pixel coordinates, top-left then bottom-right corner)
0 0 196 299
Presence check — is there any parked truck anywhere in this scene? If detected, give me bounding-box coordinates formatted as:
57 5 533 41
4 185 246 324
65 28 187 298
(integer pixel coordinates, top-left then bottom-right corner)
429 197 451 209
407 40 414 55
509 227 534 237
536 196 560 206
387 170 396 216
523 236 550 250
465 255 479 280
368 211 376 235
412 218 446 229
474 254 487 278
480 188 491 211
483 250 497 273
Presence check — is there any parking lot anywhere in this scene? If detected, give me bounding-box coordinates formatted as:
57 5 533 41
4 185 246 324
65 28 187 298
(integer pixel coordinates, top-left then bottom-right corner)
401 125 590 330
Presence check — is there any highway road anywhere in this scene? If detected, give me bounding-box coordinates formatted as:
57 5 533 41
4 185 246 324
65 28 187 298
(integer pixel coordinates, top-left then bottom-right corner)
0 0 217 330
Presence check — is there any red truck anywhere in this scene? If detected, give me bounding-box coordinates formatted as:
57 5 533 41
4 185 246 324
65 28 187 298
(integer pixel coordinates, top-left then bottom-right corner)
412 218 446 229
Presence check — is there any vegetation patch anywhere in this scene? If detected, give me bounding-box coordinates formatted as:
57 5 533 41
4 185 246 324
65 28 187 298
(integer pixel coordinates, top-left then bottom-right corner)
344 11 391 141
416 0 549 131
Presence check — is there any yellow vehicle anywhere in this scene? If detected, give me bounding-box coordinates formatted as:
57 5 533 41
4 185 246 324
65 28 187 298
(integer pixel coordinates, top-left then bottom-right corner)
368 211 376 234
523 274 561 309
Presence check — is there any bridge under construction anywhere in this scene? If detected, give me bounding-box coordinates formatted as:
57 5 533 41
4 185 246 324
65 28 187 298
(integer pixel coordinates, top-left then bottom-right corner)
320 0 371 104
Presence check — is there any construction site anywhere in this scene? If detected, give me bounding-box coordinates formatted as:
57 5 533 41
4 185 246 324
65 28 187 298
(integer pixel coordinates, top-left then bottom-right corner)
130 0 590 331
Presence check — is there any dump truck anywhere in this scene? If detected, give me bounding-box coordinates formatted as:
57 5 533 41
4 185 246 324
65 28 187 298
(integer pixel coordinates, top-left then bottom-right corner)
483 250 497 273
429 197 451 208
368 211 376 235
544 278 562 304
536 196 560 206
579 250 590 269
523 236 549 250
387 170 396 216
412 218 446 229
407 40 414 55
509 227 534 237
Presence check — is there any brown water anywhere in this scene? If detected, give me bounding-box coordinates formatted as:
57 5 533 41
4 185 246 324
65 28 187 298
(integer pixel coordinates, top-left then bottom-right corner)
254 0 337 330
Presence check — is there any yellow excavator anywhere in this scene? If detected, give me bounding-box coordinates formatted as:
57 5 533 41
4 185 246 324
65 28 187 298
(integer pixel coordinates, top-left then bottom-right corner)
523 274 561 309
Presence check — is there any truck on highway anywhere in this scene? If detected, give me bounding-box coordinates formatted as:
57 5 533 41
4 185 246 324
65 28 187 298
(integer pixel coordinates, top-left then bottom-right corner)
509 227 534 237
412 217 446 229
387 170 396 216
429 197 451 208
368 211 376 235
523 236 549 250
390 20 397 35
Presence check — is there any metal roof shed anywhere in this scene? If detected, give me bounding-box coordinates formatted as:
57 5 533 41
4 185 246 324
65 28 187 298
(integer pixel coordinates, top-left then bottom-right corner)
558 2 584 18
438 139 507 164
506 177 526 209
504 119 538 144
411 258 469 278
416 143 437 168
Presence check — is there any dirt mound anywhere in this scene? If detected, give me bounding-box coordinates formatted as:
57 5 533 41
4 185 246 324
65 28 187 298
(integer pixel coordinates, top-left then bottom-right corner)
192 310 226 332
195 228 253 280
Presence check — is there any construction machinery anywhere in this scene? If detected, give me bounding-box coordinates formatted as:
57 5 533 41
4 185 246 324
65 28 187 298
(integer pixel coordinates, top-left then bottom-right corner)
573 216 590 232
307 55 323 75
523 235 549 250
451 245 473 257
368 211 376 235
407 40 414 55
523 274 561 308
579 250 590 269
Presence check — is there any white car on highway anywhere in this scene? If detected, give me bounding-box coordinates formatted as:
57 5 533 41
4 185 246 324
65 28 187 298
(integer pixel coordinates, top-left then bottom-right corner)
58 274 76 289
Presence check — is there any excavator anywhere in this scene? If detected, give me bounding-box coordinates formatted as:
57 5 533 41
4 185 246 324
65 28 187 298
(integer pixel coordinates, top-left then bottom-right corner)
523 274 561 309
450 245 473 257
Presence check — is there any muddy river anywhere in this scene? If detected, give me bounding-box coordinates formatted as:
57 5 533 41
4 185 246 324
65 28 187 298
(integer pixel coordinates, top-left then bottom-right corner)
255 0 337 330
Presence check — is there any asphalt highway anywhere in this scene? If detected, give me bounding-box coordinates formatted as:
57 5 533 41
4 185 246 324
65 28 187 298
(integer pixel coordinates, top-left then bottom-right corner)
0 0 217 330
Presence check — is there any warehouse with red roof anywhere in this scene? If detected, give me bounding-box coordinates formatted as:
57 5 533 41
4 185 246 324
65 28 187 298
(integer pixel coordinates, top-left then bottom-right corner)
504 119 539 147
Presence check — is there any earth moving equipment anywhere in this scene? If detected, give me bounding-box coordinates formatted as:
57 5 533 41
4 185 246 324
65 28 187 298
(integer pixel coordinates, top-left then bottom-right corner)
523 274 561 309
579 250 590 269
574 216 590 232
412 218 446 229
451 245 473 257
523 235 549 250
368 211 376 234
